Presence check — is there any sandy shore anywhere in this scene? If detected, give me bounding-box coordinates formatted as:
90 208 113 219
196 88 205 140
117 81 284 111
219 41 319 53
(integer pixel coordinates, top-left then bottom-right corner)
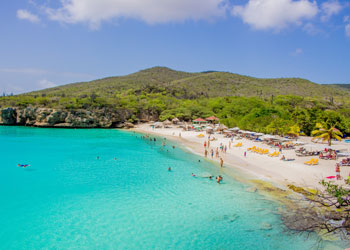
133 123 350 190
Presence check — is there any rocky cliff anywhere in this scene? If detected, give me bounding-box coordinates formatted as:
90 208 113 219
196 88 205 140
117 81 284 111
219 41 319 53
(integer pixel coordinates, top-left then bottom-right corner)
0 107 158 128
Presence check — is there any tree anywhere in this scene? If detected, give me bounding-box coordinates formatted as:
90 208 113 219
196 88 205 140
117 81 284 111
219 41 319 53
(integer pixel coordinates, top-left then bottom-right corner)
288 125 300 138
311 122 343 146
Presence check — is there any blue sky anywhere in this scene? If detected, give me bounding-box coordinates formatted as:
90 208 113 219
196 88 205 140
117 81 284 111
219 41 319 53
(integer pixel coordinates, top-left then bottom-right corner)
1 0 349 94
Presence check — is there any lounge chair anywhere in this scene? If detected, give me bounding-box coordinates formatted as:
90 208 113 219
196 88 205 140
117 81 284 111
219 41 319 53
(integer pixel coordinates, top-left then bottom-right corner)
311 159 319 165
304 159 314 165
268 151 276 157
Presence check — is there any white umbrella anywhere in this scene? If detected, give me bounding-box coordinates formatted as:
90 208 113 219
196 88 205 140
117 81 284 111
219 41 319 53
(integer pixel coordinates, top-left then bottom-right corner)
261 135 276 140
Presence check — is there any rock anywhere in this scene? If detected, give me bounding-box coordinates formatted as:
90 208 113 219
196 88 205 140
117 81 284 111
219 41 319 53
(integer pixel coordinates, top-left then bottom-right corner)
46 110 67 125
1 108 17 125
260 222 272 231
124 122 135 129
0 106 155 128
33 122 51 127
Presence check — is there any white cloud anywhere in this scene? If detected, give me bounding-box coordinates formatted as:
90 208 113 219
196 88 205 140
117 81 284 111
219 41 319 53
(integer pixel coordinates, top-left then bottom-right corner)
44 0 228 29
344 16 350 22
17 9 40 23
346 24 350 37
38 79 56 89
321 0 342 22
232 0 318 31
303 22 321 35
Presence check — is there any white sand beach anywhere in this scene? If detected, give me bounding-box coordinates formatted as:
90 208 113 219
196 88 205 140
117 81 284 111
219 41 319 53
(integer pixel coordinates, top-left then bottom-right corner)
134 123 350 190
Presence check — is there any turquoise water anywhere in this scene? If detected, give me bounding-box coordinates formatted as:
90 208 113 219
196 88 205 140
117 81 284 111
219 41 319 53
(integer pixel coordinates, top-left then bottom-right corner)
0 126 332 249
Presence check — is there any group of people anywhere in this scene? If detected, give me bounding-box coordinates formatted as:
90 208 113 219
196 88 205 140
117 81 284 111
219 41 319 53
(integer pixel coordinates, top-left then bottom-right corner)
191 173 223 184
319 149 337 160
203 140 225 168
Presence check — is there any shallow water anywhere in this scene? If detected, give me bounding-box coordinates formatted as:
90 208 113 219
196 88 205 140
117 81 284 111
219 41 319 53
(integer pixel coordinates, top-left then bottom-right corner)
0 126 338 249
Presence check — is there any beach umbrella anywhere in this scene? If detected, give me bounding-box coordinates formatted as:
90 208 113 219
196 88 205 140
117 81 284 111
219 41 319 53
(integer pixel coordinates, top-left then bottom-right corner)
154 122 163 128
163 120 172 125
171 117 180 124
261 135 276 140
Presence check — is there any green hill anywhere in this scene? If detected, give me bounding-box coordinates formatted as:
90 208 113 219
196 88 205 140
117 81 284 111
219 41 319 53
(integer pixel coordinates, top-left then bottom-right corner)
17 66 350 100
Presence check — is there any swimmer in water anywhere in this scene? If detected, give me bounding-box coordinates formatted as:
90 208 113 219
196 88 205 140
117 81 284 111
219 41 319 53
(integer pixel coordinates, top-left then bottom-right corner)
168 167 171 171
97 156 100 160
192 173 196 177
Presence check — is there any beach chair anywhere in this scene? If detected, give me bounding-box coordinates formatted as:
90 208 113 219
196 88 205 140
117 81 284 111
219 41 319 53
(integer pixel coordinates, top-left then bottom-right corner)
304 158 315 165
311 159 319 165
248 146 256 151
268 151 276 157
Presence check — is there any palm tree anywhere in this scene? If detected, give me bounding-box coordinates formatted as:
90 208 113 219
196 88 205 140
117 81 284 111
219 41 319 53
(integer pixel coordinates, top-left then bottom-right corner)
311 123 343 146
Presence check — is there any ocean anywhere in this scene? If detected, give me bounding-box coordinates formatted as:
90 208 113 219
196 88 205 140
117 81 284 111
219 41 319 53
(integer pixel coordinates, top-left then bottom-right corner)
0 126 338 249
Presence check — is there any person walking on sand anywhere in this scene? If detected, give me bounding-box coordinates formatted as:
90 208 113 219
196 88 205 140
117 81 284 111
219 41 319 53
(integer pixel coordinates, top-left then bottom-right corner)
244 151 246 157
211 149 214 158
224 145 227 154
208 140 210 148
204 149 208 157
229 140 231 149
220 157 223 168
204 141 207 148
215 148 219 158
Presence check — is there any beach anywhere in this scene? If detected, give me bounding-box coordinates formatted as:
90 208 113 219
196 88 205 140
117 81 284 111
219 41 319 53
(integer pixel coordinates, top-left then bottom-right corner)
134 123 350 190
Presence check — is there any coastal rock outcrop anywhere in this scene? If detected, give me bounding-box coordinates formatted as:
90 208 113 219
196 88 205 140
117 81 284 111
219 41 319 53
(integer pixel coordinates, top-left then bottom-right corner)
0 107 157 128
1 107 17 125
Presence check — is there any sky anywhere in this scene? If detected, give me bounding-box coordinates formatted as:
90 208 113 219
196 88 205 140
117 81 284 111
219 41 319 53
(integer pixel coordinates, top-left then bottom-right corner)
0 0 349 94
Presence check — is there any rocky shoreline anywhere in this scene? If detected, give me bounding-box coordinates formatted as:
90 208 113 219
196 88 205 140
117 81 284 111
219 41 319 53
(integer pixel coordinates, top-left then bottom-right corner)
0 107 156 128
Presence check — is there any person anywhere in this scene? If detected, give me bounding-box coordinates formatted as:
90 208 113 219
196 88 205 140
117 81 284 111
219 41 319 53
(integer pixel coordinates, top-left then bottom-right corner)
229 140 231 149
204 149 208 157
192 173 196 177
211 149 214 158
97 156 100 160
198 160 201 162
179 133 181 138
215 148 219 158
209 176 212 180
220 157 223 168
280 155 286 161
216 175 223 184
204 141 207 148
244 151 246 157
336 163 341 180
168 167 171 171
208 140 210 148
172 145 175 149
224 145 227 153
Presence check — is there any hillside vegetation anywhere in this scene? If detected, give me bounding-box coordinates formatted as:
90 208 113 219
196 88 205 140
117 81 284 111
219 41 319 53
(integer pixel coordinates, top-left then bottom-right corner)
1 67 350 134
13 67 350 100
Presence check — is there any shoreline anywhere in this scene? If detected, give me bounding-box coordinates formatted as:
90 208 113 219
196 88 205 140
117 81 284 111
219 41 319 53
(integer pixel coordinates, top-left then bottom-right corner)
132 123 350 192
